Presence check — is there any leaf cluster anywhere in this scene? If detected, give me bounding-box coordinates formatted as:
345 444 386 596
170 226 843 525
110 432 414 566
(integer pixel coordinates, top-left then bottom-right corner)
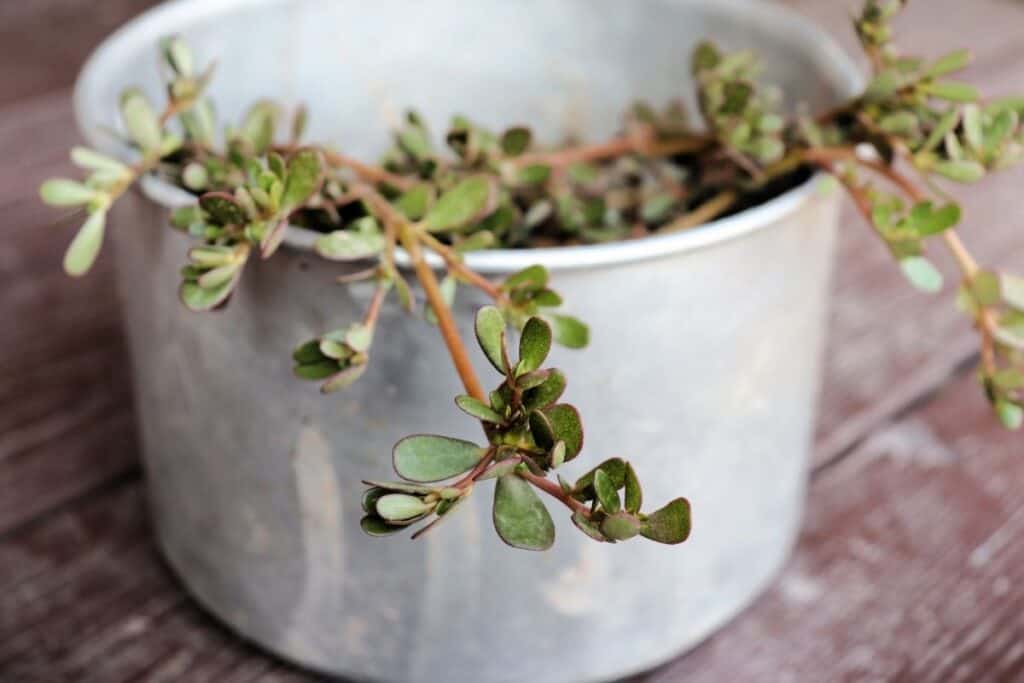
360 308 691 548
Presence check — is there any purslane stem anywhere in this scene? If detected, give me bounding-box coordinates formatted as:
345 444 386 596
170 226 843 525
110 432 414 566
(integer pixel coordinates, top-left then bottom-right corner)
518 470 590 516
399 225 488 401
416 231 508 303
810 151 1000 376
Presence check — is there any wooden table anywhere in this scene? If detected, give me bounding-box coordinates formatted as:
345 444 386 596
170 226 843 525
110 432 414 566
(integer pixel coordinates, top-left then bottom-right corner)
4 1 1024 680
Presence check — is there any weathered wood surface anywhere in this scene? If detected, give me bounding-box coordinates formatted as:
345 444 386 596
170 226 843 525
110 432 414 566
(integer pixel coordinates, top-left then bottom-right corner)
3 0 1024 680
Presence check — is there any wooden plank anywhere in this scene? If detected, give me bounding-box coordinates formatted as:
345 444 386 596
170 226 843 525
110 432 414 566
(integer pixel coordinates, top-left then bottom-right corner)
648 371 1024 682
0 484 293 682
0 0 159 107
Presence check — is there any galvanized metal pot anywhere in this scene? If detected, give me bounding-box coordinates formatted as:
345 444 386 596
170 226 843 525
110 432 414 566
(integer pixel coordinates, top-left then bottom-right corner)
74 1 861 681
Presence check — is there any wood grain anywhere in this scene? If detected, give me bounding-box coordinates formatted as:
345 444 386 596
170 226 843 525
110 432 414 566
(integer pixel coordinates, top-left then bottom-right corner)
650 372 1024 682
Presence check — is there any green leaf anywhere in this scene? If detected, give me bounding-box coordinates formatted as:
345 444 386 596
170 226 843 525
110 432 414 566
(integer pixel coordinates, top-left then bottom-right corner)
522 369 566 411
454 231 496 253
910 201 961 236
515 369 550 390
361 487 388 514
571 512 607 543
161 35 194 77
593 469 621 514
393 435 487 483
503 265 549 292
319 336 352 361
455 395 504 424
70 147 129 174
199 192 248 225
375 493 430 522
920 110 960 153
996 401 1024 431
517 317 552 375
900 256 944 293
40 179 97 207
500 126 532 156
933 160 986 183
550 441 566 469
601 512 642 541
360 516 405 537
180 272 239 312
640 498 692 545
878 111 918 136
573 458 627 501
293 360 339 381
344 323 373 353
963 104 984 153
993 368 1024 391
120 88 163 153
528 410 556 450
321 363 368 393
864 69 904 102
1001 274 1024 310
63 210 107 277
920 80 979 103
475 306 508 374
519 164 551 185
624 462 643 514
292 340 324 364
971 270 1002 307
492 474 555 551
281 148 324 210
362 480 436 495
314 228 385 262
395 184 433 220
424 176 497 233
641 194 677 224
240 100 278 153
927 49 972 78
259 218 289 260
197 263 239 289
543 404 583 462
546 314 590 349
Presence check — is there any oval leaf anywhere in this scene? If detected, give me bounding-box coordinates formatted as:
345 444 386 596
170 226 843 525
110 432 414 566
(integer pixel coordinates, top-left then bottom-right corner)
493 474 555 551
455 395 504 424
375 493 430 522
64 211 107 277
528 410 556 450
40 179 96 207
522 369 567 411
546 314 590 349
900 256 944 293
393 435 486 483
624 462 643 514
601 512 642 541
475 306 508 373
321 362 367 394
200 192 248 225
120 88 163 153
543 404 584 462
518 317 552 375
360 516 405 537
424 176 497 233
282 148 325 210
593 469 621 514
640 498 692 545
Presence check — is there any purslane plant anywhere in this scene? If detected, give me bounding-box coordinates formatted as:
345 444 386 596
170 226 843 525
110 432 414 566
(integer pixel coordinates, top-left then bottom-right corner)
40 0 1024 550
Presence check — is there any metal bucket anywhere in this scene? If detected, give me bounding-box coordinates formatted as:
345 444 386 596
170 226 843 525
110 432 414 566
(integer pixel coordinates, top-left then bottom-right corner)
74 1 861 681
